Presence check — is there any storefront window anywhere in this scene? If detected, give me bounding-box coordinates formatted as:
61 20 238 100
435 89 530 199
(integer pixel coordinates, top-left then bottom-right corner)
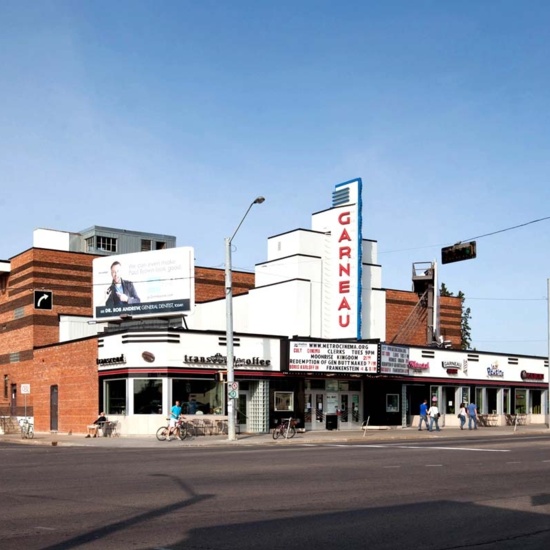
338 380 361 391
305 379 326 390
503 388 510 414
274 391 294 412
515 389 526 414
133 379 162 414
530 389 542 414
475 388 484 414
386 394 399 413
172 379 220 414
105 379 126 415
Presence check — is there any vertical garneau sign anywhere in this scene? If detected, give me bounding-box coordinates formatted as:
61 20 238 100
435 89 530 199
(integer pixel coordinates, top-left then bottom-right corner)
330 178 363 339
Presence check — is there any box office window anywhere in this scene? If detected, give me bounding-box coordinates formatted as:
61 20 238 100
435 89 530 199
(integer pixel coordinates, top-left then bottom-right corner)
274 391 294 412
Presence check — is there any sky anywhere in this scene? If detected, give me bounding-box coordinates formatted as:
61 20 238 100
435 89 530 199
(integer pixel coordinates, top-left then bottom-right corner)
1 1 550 357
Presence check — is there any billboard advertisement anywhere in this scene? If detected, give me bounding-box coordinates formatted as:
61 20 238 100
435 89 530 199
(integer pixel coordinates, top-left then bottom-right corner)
93 247 195 320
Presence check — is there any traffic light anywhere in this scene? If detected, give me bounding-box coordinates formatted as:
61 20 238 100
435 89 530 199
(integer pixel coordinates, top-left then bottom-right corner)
441 241 477 265
214 371 226 382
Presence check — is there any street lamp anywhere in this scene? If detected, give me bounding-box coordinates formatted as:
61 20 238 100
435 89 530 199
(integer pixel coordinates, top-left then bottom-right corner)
225 196 265 440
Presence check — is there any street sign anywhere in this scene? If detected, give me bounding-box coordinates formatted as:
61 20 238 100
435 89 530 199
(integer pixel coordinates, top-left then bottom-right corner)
228 381 239 399
21 384 31 394
34 290 53 310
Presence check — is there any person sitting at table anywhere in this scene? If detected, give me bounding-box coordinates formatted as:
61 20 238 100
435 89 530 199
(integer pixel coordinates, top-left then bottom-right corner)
85 412 107 438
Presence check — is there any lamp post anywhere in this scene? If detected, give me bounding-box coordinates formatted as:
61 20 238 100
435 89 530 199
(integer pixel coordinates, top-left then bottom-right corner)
225 196 265 440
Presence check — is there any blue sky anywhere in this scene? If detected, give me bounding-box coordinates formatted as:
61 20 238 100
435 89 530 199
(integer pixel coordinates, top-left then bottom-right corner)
1 1 550 357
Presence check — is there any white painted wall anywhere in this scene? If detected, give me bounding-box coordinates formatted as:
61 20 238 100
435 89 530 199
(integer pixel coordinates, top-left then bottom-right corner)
33 229 71 251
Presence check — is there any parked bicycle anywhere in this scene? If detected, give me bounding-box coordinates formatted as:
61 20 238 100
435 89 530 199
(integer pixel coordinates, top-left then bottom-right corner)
19 418 34 439
272 417 297 439
156 415 196 441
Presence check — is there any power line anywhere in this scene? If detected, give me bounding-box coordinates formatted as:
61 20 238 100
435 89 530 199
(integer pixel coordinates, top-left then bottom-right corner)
380 215 550 254
462 215 550 243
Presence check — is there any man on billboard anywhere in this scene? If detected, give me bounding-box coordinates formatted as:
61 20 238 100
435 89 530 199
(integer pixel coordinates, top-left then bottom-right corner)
105 261 141 307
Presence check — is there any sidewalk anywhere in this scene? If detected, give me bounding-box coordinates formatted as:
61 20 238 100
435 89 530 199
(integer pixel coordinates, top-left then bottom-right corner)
2 424 548 449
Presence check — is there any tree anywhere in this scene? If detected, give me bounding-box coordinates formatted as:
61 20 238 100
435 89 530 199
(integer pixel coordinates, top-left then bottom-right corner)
439 284 472 350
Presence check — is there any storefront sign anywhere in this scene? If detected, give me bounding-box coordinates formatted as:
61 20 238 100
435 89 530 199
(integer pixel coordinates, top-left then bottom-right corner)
409 360 429 371
289 341 379 373
184 352 271 369
96 354 126 366
487 363 504 377
521 370 544 381
442 361 462 370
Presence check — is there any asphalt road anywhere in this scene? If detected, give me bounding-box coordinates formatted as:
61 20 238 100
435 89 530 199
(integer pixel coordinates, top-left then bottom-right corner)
1 435 549 550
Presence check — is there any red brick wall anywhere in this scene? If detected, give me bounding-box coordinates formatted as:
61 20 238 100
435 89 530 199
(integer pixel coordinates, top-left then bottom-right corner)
386 290 462 348
33 338 98 434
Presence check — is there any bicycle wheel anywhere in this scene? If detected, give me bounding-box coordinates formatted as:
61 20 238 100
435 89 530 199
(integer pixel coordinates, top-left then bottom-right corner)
156 426 168 441
177 425 187 440
272 426 281 439
285 426 296 438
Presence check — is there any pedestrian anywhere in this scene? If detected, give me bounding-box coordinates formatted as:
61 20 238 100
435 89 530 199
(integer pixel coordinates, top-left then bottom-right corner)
167 400 182 441
427 402 441 432
458 402 467 430
418 399 429 431
467 401 478 430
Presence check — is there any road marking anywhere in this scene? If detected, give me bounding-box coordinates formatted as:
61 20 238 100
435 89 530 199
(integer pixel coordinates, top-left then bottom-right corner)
324 444 509 452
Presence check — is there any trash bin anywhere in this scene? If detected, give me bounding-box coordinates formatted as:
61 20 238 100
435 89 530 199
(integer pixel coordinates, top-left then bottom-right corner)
325 414 338 431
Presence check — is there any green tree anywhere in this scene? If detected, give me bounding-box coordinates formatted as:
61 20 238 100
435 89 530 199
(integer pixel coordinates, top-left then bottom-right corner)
439 284 472 350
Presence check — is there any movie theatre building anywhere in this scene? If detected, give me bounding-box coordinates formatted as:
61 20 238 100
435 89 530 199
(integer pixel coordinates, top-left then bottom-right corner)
3 178 547 435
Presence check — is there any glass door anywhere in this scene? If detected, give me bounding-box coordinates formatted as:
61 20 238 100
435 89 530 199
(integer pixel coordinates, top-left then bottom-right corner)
237 391 249 433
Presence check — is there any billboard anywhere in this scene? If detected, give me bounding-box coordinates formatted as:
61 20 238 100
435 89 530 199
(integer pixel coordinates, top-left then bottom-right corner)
93 247 195 321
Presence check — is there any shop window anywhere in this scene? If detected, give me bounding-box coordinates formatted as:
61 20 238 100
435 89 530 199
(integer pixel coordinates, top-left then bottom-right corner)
338 380 361 392
503 388 510 414
134 379 162 414
475 388 484 413
274 392 294 412
515 389 526 414
530 389 541 414
172 379 219 415
386 394 399 413
105 379 126 415
305 379 325 390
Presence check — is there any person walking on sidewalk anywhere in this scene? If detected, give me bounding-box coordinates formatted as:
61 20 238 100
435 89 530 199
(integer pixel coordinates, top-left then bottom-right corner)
467 401 478 430
427 402 441 432
458 402 467 430
418 399 429 431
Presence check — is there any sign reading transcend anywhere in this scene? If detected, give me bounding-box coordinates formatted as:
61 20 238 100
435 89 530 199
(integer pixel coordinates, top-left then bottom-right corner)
289 341 380 373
